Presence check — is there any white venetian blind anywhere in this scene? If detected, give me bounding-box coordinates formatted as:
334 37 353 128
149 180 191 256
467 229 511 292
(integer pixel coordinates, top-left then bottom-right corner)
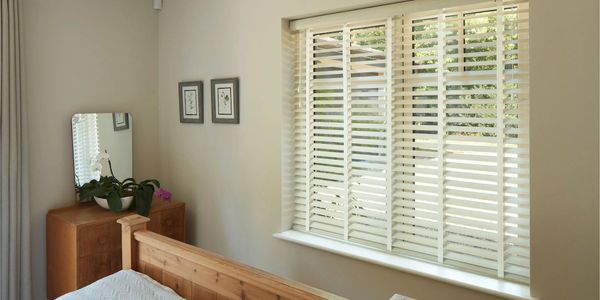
288 0 529 283
72 113 100 186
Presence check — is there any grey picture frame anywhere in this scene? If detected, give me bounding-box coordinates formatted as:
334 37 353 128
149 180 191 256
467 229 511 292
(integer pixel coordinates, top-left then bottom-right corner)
211 78 239 124
179 81 204 124
112 112 130 131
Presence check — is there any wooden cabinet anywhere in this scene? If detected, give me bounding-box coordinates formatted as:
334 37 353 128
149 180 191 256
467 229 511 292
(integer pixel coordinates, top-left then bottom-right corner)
46 200 185 299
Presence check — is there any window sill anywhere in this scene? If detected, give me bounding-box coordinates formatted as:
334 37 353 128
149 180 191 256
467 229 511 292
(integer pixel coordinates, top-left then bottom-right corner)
273 230 533 300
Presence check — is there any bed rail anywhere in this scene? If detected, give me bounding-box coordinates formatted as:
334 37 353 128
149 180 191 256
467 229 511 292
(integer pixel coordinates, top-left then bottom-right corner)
117 215 346 300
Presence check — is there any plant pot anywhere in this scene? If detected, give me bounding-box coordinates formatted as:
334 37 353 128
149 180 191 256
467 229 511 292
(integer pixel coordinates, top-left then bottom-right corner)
94 196 134 211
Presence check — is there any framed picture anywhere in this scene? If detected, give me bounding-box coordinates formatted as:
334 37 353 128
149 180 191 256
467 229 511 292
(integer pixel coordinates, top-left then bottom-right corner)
112 113 130 131
211 78 239 124
179 81 204 123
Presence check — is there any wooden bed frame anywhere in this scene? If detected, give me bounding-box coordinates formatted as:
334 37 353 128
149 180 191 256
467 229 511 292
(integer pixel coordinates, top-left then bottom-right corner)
117 215 346 300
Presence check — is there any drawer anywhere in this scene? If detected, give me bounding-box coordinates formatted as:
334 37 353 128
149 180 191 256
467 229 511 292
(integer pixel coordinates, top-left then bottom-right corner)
78 253 111 287
109 249 122 271
159 207 185 241
78 222 121 257
78 250 122 288
147 211 161 233
47 201 185 299
78 224 113 257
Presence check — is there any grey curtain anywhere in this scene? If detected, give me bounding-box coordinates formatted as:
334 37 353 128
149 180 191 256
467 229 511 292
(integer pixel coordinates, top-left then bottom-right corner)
0 0 31 299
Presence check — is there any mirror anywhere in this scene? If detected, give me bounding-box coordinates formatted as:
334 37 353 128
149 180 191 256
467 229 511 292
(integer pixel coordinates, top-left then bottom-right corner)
71 113 133 187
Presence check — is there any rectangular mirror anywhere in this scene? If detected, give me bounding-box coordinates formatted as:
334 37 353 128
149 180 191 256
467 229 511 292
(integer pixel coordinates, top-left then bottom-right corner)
71 113 133 187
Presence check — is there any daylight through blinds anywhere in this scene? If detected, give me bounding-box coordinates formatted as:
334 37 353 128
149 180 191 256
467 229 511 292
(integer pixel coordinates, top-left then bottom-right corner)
289 0 529 282
72 113 100 186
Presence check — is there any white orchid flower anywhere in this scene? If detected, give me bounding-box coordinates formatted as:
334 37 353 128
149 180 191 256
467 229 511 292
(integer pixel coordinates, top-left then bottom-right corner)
91 162 103 172
97 151 110 160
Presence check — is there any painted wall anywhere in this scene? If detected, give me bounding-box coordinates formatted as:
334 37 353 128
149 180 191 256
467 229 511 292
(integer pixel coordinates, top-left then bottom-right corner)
156 0 594 299
22 0 158 299
529 0 599 298
157 2 498 300
21 0 599 299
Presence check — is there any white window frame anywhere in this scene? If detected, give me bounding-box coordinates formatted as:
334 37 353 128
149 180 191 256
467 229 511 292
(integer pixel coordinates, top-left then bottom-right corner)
279 0 530 298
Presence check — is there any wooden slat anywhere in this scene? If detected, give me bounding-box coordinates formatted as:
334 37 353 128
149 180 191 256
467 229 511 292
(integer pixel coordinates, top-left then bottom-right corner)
117 216 345 300
163 270 193 299
134 231 345 300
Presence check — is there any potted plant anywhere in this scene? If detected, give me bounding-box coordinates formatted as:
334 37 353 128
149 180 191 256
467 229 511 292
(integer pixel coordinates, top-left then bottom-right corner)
76 151 171 216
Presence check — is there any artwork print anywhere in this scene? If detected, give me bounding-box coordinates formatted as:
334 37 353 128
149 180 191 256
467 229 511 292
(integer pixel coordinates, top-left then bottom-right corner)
113 113 129 131
178 81 204 123
184 89 198 115
211 78 239 124
217 87 233 116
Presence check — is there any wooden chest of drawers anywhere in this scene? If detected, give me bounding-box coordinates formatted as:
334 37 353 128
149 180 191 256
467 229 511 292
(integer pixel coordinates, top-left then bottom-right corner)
46 200 185 299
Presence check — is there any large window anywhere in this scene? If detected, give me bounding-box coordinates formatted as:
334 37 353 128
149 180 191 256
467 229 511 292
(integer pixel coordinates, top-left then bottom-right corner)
287 0 529 283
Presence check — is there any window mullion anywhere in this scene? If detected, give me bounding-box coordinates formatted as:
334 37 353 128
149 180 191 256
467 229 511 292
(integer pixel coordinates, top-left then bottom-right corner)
342 24 351 241
436 14 447 264
459 12 464 72
305 29 313 232
495 4 506 278
385 17 394 251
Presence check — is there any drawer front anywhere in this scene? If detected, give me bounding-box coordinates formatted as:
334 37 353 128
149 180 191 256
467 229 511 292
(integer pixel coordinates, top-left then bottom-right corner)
159 207 185 241
77 251 122 288
78 253 111 288
79 224 112 257
148 211 161 233
78 222 122 257
48 201 186 297
110 249 122 271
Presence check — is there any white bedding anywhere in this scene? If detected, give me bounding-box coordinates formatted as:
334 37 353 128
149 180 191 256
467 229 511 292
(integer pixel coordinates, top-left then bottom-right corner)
56 269 184 300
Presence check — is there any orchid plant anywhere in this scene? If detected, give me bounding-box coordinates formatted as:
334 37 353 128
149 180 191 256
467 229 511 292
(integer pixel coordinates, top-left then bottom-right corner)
76 150 172 216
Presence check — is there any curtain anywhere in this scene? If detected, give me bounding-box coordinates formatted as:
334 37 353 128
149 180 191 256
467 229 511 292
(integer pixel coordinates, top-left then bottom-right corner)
0 0 31 299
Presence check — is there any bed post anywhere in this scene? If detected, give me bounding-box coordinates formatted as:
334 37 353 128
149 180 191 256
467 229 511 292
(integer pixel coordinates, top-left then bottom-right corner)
117 215 150 270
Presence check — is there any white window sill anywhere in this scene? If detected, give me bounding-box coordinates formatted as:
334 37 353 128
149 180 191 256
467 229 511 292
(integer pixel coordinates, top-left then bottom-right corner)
273 230 533 300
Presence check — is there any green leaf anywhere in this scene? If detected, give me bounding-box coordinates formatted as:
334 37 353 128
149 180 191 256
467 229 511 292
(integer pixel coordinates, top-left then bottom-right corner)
134 189 146 216
107 191 122 212
143 185 154 203
140 179 160 189
129 194 137 211
77 175 162 214
143 186 154 214
133 189 145 216
78 190 93 202
134 185 154 217
122 178 136 185
122 182 136 189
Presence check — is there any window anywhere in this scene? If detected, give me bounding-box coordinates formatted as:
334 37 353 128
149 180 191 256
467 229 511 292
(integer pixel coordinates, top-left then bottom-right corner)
286 0 529 283
72 113 100 186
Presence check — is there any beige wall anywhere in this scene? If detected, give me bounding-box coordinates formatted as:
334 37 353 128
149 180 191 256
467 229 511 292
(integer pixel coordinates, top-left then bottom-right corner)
529 0 599 299
157 2 491 300
21 0 600 299
157 0 593 299
22 0 158 299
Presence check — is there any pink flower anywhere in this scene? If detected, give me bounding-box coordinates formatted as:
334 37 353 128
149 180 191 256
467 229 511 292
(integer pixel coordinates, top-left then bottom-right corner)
155 188 172 201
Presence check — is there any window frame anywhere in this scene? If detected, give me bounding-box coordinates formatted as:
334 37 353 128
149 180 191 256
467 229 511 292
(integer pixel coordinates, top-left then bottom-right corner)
276 0 528 297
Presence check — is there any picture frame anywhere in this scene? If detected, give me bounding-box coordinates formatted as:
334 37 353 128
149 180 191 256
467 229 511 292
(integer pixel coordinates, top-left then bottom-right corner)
179 81 204 123
112 113 130 131
211 78 239 124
